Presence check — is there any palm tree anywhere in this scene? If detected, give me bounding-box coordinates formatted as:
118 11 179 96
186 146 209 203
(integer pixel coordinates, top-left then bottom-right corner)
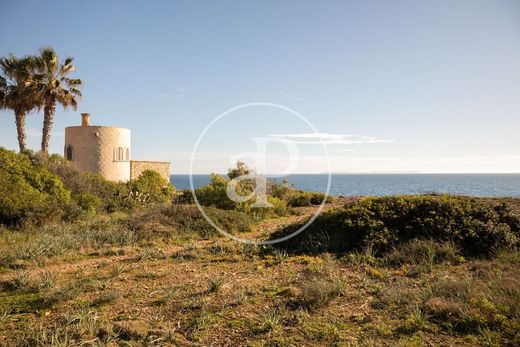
0 55 39 152
32 47 82 153
0 75 5 107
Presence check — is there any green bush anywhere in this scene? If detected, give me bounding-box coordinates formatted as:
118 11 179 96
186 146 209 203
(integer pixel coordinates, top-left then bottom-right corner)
270 183 333 207
286 191 332 207
127 170 174 204
309 192 332 205
174 189 195 204
73 193 100 215
266 196 289 217
194 174 235 210
194 173 288 217
0 148 71 226
287 192 312 207
44 155 135 212
273 195 520 257
46 157 173 211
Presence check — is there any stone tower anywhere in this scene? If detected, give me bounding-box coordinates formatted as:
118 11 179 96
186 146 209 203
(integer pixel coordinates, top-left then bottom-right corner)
64 113 131 181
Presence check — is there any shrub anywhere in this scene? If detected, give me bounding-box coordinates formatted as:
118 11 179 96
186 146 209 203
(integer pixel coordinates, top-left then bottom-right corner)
272 186 333 207
47 157 175 211
0 148 71 226
76 173 135 212
287 193 312 207
44 155 135 212
273 195 520 257
174 189 194 204
206 207 253 234
194 174 235 210
194 173 288 217
237 195 289 218
127 170 174 204
74 193 100 215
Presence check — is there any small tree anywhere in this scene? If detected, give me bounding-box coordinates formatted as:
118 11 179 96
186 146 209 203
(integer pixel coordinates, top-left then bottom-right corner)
227 161 256 197
227 161 250 179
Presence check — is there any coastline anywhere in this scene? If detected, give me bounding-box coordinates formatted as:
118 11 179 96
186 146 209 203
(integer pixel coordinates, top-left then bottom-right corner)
171 173 520 198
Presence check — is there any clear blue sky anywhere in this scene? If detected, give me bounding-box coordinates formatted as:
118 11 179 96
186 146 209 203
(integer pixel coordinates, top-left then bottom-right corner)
1 0 519 173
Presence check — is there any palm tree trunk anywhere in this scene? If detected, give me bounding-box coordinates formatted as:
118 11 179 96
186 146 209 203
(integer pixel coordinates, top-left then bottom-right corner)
14 109 27 152
41 102 56 153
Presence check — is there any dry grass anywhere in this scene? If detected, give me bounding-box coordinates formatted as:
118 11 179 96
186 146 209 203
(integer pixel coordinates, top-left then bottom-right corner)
0 203 519 346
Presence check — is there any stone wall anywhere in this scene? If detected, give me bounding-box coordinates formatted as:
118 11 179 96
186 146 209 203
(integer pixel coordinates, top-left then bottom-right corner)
130 160 170 182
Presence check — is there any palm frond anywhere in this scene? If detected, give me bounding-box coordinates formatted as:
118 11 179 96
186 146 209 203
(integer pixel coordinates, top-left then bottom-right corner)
0 53 41 112
63 78 82 87
63 56 74 66
69 88 82 98
70 96 78 110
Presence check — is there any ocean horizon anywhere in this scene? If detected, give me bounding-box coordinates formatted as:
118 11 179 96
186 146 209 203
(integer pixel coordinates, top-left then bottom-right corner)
171 173 520 197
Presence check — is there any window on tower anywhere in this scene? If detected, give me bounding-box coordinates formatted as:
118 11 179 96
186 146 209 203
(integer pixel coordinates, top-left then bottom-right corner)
114 147 129 162
66 145 73 161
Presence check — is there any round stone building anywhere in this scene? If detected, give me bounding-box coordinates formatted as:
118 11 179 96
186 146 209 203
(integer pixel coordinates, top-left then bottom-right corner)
64 113 131 181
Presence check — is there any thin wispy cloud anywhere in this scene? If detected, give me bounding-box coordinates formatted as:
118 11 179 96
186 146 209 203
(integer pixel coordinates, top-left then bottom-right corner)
269 133 394 145
160 88 185 100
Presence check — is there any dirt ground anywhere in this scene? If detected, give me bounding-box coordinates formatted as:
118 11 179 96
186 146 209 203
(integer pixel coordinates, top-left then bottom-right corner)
0 203 519 346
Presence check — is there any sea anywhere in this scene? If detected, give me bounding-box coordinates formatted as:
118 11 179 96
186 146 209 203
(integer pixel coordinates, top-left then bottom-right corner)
171 174 520 197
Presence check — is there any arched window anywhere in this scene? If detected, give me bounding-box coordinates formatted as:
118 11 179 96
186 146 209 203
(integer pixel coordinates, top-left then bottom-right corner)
114 147 129 162
66 145 73 161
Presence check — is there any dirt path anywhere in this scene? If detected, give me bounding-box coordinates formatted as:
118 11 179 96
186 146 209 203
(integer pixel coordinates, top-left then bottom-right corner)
237 202 340 243
0 201 345 281
246 214 307 242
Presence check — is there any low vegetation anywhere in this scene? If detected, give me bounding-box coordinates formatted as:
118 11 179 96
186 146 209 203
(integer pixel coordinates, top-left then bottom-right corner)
270 179 333 207
0 148 70 226
274 194 520 257
1 148 519 345
0 148 175 227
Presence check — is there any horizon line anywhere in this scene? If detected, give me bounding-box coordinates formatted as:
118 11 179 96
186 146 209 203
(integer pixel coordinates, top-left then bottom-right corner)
172 172 520 175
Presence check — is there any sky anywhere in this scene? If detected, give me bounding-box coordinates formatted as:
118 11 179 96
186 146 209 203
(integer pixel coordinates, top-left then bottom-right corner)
1 0 519 174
